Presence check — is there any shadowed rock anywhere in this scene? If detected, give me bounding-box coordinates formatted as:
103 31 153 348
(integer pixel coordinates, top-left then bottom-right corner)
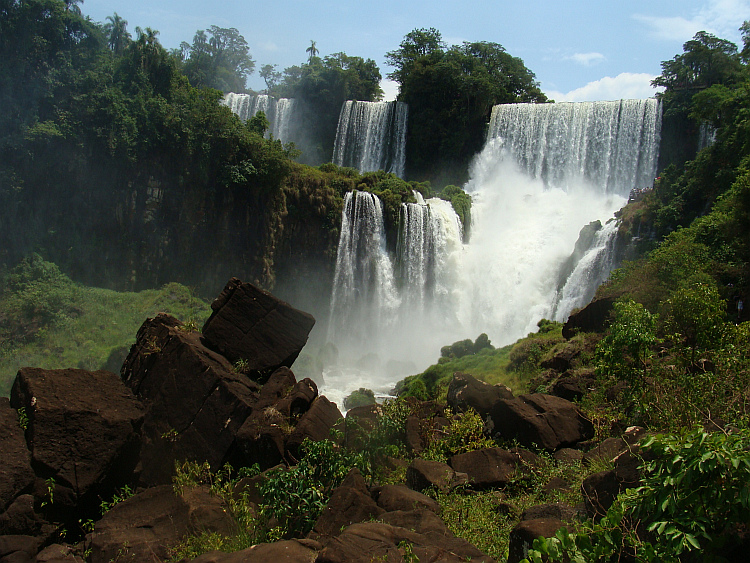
0 398 34 513
446 372 513 418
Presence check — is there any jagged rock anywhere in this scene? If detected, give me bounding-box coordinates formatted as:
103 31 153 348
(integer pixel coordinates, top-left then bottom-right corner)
508 519 565 563
191 540 320 562
0 535 42 562
406 458 468 493
9 368 144 518
316 521 494 563
374 485 441 514
121 313 260 485
562 294 622 339
201 278 316 379
89 485 235 563
0 398 34 513
550 373 589 402
285 397 342 462
313 469 383 539
446 372 513 418
486 393 594 451
449 448 534 490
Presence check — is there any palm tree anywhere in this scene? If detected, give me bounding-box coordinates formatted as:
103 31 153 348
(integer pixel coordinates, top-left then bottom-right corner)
306 40 319 63
104 13 131 55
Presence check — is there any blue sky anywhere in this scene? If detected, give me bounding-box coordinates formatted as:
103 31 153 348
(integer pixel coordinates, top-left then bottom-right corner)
83 0 749 101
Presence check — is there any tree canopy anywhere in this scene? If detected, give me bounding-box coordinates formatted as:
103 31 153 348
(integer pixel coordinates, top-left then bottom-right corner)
179 25 255 92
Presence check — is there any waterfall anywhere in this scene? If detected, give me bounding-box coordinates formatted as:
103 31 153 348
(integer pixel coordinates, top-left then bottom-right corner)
321 99 661 405
332 101 408 177
222 93 297 143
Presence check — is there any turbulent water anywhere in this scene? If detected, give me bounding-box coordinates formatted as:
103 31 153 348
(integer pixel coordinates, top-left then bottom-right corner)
222 93 297 143
319 98 662 406
332 101 408 177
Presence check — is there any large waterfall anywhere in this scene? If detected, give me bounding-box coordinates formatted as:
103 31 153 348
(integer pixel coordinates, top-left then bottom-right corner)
222 93 298 143
332 101 408 177
320 98 661 406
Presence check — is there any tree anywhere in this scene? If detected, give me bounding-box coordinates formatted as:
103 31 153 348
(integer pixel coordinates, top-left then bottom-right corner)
259 63 281 91
306 40 319 63
103 12 130 55
385 27 445 87
181 26 255 92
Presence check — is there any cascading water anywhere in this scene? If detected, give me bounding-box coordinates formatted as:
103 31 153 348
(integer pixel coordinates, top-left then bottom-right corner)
222 93 297 143
332 101 408 177
320 98 662 407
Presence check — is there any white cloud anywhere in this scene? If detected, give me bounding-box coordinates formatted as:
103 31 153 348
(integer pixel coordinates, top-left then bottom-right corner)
634 0 750 42
566 52 606 66
380 79 399 102
259 42 279 52
544 72 664 102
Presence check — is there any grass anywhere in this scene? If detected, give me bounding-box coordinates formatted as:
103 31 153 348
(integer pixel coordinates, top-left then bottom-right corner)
0 256 211 396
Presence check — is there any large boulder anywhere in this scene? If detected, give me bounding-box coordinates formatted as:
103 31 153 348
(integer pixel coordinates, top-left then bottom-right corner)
486 393 594 451
285 397 343 462
9 368 144 518
449 448 535 489
406 458 468 493
313 469 384 540
201 278 316 379
507 518 565 563
89 485 235 563
446 372 513 418
562 294 622 339
121 313 261 485
0 398 35 513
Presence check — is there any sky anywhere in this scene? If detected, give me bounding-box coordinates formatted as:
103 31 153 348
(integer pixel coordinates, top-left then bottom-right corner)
83 0 750 102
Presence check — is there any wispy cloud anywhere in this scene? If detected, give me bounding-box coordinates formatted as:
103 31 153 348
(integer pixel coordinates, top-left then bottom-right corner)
545 72 663 102
634 0 750 42
566 52 606 66
259 42 279 52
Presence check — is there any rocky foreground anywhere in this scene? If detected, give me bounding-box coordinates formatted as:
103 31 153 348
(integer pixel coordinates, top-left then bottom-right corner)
1 279 645 562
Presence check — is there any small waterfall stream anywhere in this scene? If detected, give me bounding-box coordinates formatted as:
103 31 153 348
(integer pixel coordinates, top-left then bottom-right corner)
222 93 298 143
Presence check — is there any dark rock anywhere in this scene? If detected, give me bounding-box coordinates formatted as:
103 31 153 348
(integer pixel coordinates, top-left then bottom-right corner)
316 521 494 563
342 404 380 450
201 278 316 379
508 518 565 563
550 375 585 402
542 477 573 495
0 495 52 538
191 540 319 562
314 470 384 539
562 293 621 339
449 448 532 489
34 544 84 562
581 470 619 518
378 509 449 536
406 458 468 493
486 393 594 451
0 535 41 562
9 368 144 519
89 485 235 563
285 397 342 462
553 448 584 464
584 437 628 465
374 485 441 514
404 415 424 453
446 372 513 418
0 398 34 513
521 503 578 522
121 313 260 485
233 423 287 472
540 342 581 373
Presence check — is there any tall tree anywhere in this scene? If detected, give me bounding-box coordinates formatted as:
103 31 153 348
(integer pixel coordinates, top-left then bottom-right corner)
260 63 281 91
104 12 130 55
306 40 319 63
181 26 255 92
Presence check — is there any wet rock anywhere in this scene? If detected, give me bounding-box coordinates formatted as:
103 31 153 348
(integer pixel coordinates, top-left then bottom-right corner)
446 372 513 418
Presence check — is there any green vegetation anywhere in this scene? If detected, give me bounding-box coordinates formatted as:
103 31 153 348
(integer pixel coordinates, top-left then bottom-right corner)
0 255 211 396
343 387 376 410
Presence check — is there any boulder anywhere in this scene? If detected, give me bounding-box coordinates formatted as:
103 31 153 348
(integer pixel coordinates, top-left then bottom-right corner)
486 393 594 451
0 535 42 562
446 372 513 418
201 278 316 379
121 313 260 485
89 485 235 563
313 469 384 539
34 543 84 562
285 397 342 462
520 503 578 522
0 398 35 512
374 485 441 514
0 494 53 538
9 368 144 518
449 448 533 489
562 294 622 339
406 458 468 493
583 437 628 465
507 519 565 563
553 448 584 464
191 540 320 562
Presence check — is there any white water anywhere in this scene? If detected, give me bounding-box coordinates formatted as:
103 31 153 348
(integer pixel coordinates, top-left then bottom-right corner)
332 101 408 177
317 99 661 406
222 93 297 143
